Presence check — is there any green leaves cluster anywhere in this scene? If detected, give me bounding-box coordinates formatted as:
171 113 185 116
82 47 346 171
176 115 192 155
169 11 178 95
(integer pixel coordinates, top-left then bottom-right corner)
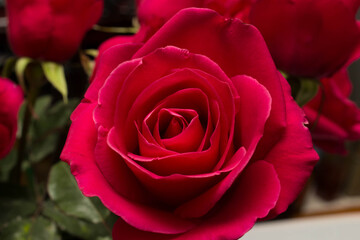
0 82 114 239
1 57 68 102
0 162 116 240
21 95 78 165
0 53 116 240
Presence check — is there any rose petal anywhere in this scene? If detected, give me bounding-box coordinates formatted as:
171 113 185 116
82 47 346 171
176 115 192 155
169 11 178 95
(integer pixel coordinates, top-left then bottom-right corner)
94 126 149 203
136 123 176 158
6 2 52 59
343 0 360 15
0 125 11 158
136 88 211 158
86 43 143 102
158 109 188 139
0 78 23 158
94 58 142 129
303 69 360 154
140 92 208 148
151 108 197 144
143 107 205 153
161 114 204 152
110 127 223 206
174 147 247 218
109 127 224 206
112 160 280 240
346 21 360 66
98 35 138 56
250 0 360 78
6 0 103 62
137 0 204 38
231 75 272 151
264 74 319 217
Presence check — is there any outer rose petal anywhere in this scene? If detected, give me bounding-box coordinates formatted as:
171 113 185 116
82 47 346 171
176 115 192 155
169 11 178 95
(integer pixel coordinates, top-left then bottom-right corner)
250 0 360 78
136 0 255 43
87 43 143 101
343 0 360 13
94 126 150 203
137 0 204 40
94 58 143 129
0 78 23 159
303 69 360 154
264 74 319 217
113 161 280 240
6 0 103 62
347 21 360 64
98 36 138 56
219 0 256 22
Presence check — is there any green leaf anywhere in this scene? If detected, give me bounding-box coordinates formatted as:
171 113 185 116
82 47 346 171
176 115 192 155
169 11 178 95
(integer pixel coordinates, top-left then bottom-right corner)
0 217 60 240
24 95 52 139
28 97 78 163
1 57 16 78
279 70 289 79
29 135 58 164
93 24 139 34
15 57 32 92
30 96 77 137
296 78 319 107
42 202 110 239
41 62 68 103
80 51 96 77
96 237 112 240
0 150 17 182
84 49 99 58
33 95 52 118
285 73 319 106
45 98 78 129
48 162 109 224
0 198 36 227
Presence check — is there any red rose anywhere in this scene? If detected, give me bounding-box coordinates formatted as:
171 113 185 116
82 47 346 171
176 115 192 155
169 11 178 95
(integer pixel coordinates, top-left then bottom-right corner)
249 0 360 78
6 0 103 62
303 69 360 154
61 8 318 239
0 78 23 159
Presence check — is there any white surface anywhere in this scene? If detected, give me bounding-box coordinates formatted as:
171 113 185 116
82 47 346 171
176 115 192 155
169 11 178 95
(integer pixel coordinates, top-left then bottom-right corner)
242 213 360 240
301 188 360 215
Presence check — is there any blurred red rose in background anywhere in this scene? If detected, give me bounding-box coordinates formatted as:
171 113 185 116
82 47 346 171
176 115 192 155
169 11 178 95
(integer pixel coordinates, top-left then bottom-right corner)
61 8 318 240
126 0 255 44
6 0 104 62
0 77 23 159
117 0 360 80
249 0 360 78
303 69 360 154
98 0 256 57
